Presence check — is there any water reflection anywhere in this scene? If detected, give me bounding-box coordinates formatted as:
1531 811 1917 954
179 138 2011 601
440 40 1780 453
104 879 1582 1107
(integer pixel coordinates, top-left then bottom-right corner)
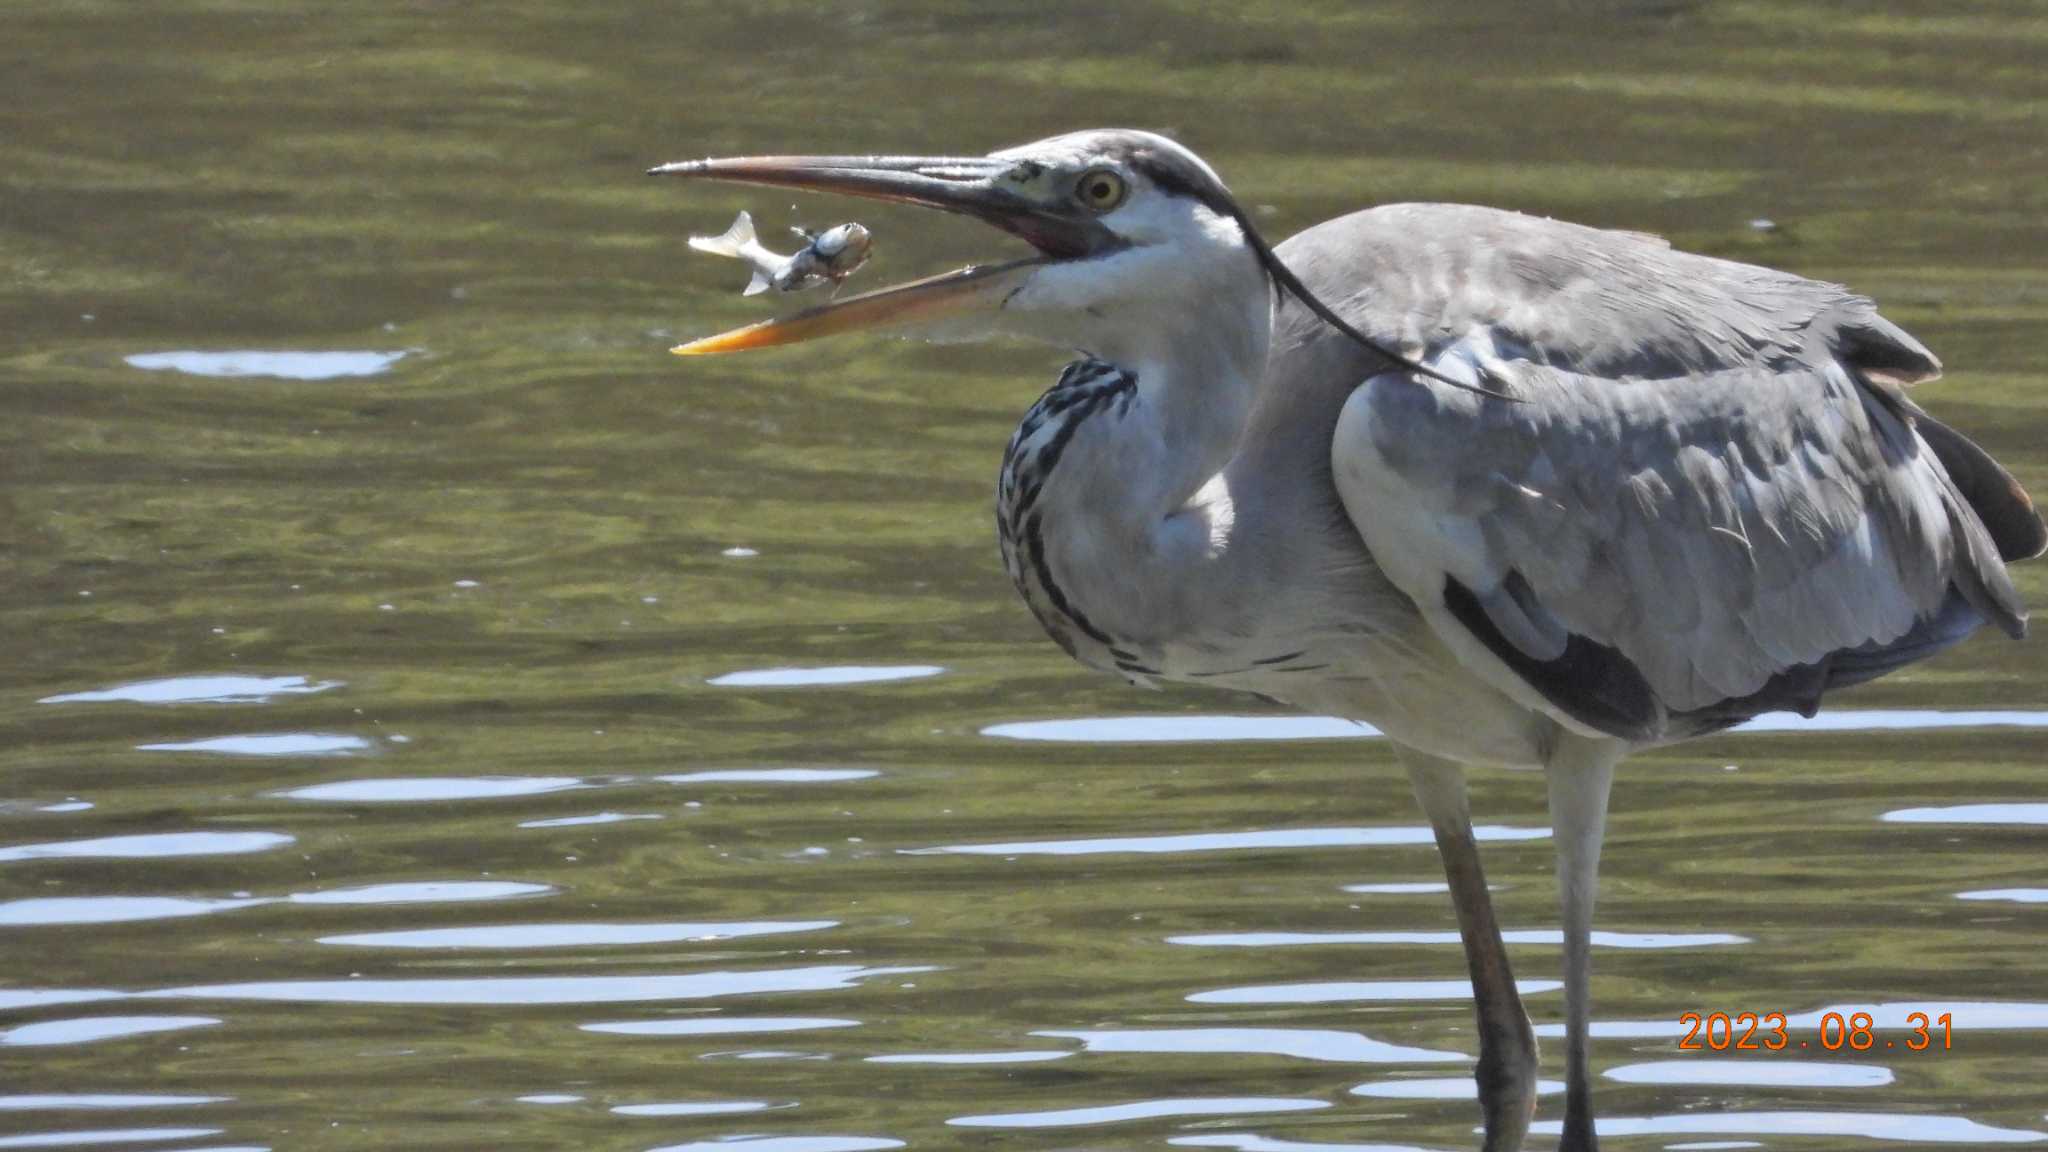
949 1097 1329 1129
1526 1112 2046 1144
287 880 553 905
1605 1060 1892 1087
1958 888 2048 903
864 1050 1071 1065
1175 929 1747 949
1036 1027 1461 1064
1531 1018 1686 1039
1884 803 2048 825
638 1131 897 1139
907 825 1546 857
278 771 878 802
0 1097 226 1111
0 832 294 863
319 919 837 949
708 666 944 687
657 769 878 785
514 1095 582 1105
38 675 341 705
611 1101 776 1116
135 734 368 756
985 710 2048 743
143 965 929 1005
584 1017 860 1037
279 776 586 802
1343 882 1451 895
1189 978 1562 1004
1170 1137 1440 1152
985 716 1372 743
1351 1077 1564 1099
124 349 406 378
1783 999 2048 1032
0 991 126 1012
0 1130 223 1149
518 811 663 828
0 1017 219 1047
1740 710 2048 733
0 896 268 926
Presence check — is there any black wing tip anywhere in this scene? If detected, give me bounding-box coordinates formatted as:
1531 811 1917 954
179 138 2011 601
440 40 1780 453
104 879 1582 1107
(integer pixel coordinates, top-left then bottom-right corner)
1840 312 1943 388
1441 574 1663 742
1912 413 2048 565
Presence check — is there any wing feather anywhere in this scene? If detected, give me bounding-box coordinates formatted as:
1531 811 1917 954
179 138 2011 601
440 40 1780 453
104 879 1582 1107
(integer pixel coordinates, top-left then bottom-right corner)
1288 203 2035 741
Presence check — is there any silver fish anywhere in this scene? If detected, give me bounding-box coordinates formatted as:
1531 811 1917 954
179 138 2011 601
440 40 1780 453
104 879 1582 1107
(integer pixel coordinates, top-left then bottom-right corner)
687 211 872 296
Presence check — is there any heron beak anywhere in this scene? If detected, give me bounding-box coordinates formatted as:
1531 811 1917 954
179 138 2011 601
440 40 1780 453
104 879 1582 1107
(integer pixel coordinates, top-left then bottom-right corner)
649 154 1111 355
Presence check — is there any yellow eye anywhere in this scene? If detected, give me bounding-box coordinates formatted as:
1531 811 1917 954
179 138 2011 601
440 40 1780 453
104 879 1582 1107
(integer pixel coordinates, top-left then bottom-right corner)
1075 168 1127 212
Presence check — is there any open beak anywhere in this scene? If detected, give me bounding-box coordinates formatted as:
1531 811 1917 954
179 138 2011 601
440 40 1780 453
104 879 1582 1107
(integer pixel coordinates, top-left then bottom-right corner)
648 154 1111 355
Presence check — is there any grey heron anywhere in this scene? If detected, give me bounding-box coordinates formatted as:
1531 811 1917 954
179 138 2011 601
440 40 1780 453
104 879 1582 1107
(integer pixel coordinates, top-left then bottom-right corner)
651 129 2044 1151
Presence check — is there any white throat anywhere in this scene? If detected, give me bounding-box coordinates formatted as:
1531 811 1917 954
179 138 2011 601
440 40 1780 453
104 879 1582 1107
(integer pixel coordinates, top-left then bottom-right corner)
995 215 1277 660
1013 211 1274 512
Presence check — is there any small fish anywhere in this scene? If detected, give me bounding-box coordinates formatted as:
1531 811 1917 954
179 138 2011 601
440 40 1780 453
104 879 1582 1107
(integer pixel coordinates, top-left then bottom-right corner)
687 211 872 297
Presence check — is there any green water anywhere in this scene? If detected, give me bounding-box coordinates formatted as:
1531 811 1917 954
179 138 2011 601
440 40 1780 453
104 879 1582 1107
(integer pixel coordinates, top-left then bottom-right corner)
4 2 2046 1149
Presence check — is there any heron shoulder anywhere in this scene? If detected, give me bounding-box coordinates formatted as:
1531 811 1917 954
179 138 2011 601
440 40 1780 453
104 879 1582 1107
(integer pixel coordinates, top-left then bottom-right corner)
1272 202 1940 388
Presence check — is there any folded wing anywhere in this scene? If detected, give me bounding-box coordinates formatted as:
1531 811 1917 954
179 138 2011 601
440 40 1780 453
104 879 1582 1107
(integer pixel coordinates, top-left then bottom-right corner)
1309 205 2041 742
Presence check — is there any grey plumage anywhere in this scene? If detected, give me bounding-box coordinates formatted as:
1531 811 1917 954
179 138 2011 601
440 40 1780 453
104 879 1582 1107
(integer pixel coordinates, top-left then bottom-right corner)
1305 204 2032 737
655 129 2042 1152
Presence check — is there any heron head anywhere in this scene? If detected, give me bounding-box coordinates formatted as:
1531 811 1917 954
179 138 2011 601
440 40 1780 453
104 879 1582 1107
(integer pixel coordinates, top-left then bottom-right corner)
651 129 1273 360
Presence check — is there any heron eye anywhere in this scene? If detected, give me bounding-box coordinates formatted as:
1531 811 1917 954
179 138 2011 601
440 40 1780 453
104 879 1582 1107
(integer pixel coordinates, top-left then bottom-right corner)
1075 168 1127 212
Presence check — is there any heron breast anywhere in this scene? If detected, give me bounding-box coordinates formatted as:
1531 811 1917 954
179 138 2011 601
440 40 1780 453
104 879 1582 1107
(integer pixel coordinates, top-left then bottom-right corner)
996 359 1144 676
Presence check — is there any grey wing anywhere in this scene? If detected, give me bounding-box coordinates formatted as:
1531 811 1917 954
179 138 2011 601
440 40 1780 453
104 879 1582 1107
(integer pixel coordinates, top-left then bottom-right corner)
1299 204 2042 742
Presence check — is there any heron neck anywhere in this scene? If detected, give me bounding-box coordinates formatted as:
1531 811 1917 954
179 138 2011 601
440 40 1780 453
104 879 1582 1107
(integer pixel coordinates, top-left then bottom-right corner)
999 247 1277 656
1102 276 1274 518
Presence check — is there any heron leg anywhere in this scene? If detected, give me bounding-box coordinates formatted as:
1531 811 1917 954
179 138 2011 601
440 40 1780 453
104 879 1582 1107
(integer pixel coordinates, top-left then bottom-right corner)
1401 748 1536 1152
1545 732 1621 1152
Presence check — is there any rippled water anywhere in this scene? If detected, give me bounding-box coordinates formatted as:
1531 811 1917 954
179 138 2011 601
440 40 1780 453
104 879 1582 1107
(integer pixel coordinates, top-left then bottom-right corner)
5 2 2046 1149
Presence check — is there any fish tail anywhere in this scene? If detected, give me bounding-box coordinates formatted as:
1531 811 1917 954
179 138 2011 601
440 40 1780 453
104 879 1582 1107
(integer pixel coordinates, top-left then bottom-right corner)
687 210 758 258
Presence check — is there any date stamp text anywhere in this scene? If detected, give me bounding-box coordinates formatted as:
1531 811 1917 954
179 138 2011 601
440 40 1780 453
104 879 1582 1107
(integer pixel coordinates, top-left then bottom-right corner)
1679 1010 1953 1052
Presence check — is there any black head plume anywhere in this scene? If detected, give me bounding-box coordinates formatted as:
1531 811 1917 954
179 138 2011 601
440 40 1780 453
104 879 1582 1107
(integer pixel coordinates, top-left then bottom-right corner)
1125 140 1516 402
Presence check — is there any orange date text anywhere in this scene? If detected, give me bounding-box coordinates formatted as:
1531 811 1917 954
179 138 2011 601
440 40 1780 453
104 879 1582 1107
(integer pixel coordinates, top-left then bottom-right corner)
1677 1011 1952 1052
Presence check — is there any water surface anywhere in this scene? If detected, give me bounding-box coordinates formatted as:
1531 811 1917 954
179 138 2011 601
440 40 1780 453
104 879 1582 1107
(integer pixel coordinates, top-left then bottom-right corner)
4 1 2045 1149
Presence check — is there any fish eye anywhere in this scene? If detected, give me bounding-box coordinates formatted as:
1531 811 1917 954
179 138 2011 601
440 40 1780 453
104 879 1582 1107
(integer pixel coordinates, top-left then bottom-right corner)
1074 168 1128 213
